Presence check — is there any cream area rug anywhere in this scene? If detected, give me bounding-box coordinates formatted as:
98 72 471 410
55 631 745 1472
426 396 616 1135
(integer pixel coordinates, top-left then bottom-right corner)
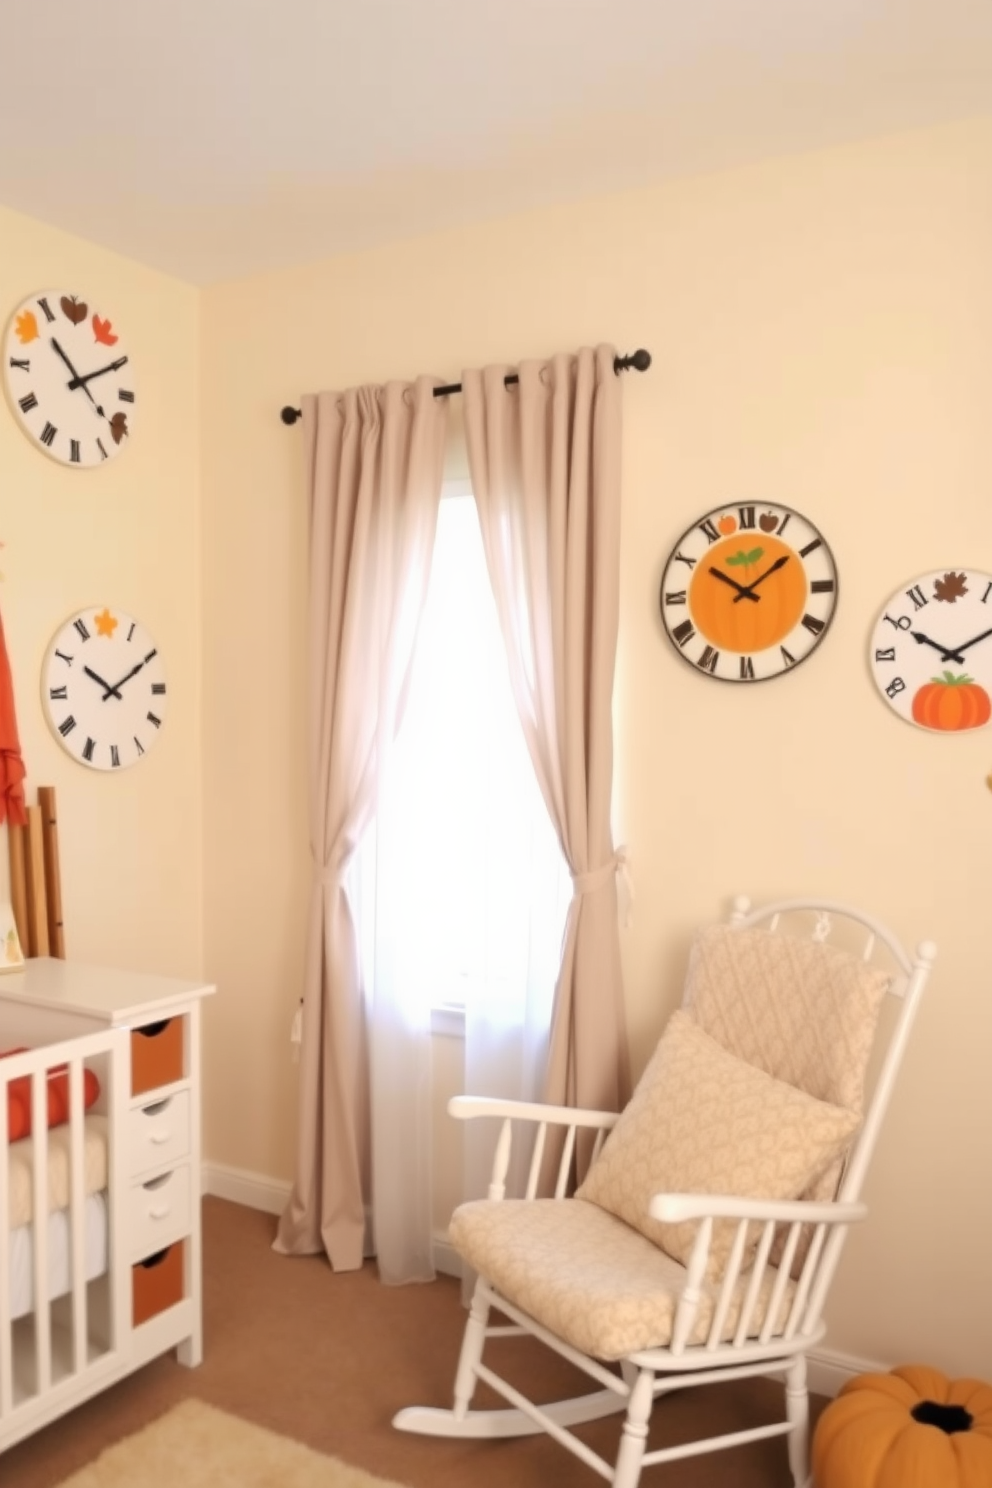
55 1399 410 1488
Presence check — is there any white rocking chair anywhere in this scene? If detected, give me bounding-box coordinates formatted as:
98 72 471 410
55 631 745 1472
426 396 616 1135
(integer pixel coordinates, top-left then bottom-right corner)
394 895 935 1488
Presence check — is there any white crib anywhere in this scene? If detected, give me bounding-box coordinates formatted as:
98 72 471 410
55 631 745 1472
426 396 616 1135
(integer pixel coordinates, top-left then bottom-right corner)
1 960 214 1454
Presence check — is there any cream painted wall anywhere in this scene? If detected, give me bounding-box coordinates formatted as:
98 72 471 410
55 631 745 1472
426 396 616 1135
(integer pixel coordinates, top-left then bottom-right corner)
201 117 992 1377
0 205 203 978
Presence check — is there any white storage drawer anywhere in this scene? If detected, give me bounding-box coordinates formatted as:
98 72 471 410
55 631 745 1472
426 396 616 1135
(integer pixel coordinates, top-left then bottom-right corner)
128 1163 192 1262
128 1090 191 1176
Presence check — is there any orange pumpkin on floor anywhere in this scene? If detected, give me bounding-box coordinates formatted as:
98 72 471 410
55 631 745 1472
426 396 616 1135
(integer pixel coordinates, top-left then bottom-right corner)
911 672 991 731
812 1364 992 1487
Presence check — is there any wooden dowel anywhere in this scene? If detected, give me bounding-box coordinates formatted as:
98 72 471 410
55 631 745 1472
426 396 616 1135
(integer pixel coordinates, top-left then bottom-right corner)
7 821 28 956
38 786 65 958
24 804 49 957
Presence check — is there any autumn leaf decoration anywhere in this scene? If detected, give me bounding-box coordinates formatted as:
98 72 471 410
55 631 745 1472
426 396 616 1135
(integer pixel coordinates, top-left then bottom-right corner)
109 412 128 445
933 571 968 603
92 314 118 346
726 547 764 573
13 310 39 344
60 295 88 325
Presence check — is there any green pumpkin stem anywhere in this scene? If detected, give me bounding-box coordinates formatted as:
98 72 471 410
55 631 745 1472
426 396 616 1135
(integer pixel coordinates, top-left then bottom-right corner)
931 671 975 686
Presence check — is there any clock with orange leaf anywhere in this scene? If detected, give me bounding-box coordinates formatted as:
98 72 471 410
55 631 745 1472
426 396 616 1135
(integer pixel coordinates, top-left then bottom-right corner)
3 289 135 466
659 503 838 682
42 607 166 770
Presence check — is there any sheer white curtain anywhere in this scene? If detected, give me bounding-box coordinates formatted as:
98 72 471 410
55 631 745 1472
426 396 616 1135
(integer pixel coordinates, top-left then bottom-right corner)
350 483 570 1283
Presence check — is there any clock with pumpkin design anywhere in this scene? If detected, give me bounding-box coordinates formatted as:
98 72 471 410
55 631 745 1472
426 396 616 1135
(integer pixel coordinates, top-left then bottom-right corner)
659 502 838 682
868 569 992 732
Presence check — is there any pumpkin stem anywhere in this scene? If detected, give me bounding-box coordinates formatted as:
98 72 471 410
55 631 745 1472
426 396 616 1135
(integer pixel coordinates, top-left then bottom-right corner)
932 671 975 687
910 1399 974 1434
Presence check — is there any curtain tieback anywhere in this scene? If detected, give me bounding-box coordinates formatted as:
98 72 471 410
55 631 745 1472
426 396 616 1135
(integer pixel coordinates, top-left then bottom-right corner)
571 847 634 925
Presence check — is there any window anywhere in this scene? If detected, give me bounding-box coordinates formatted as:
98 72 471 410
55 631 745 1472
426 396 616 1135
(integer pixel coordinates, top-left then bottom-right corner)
351 483 570 1037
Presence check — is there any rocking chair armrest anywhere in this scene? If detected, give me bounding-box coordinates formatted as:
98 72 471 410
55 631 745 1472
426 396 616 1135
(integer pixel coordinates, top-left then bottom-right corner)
648 1192 868 1226
447 1095 620 1131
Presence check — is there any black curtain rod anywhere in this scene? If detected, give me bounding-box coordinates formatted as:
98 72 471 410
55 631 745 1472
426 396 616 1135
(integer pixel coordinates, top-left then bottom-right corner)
279 348 651 424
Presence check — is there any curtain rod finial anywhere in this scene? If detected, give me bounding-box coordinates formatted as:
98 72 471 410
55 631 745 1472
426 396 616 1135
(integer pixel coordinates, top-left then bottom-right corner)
281 406 302 425
615 349 651 374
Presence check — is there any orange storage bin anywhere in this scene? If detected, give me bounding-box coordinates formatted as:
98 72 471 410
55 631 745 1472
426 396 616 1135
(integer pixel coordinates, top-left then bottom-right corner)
131 1017 184 1096
132 1241 184 1326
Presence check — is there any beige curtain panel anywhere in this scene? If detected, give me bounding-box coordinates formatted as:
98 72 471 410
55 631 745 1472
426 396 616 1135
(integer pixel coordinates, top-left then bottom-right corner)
274 378 449 1271
462 343 631 1137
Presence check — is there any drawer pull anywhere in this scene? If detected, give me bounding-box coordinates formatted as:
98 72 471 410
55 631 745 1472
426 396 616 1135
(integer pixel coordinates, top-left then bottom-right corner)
147 1204 171 1220
150 1131 172 1145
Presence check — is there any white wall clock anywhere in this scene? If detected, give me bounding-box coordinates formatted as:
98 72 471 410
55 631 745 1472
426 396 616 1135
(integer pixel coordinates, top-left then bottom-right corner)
42 607 167 770
658 502 839 682
3 289 135 466
869 569 992 732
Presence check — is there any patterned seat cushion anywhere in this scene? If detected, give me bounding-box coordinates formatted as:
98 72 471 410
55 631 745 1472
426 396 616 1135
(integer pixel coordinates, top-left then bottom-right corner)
575 1011 859 1273
449 1197 795 1360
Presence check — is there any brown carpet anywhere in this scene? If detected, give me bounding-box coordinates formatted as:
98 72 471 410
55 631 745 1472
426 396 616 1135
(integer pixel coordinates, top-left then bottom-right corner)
2 1197 828 1487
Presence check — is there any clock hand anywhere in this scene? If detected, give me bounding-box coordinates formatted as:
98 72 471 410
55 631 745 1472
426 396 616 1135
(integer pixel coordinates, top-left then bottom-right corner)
66 356 129 391
100 660 145 701
944 625 992 659
910 631 966 665
732 553 790 602
707 566 760 602
83 664 124 700
51 338 98 408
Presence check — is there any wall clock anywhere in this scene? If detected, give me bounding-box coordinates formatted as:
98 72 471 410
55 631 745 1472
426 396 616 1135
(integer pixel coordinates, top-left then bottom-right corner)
869 569 992 732
658 502 838 682
42 607 167 770
3 288 135 466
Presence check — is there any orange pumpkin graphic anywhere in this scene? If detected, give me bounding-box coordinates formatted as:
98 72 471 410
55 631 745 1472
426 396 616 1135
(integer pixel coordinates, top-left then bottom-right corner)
689 533 807 653
911 672 991 731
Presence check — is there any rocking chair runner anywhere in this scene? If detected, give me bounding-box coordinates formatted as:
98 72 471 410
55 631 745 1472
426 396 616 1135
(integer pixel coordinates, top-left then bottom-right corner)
394 895 936 1488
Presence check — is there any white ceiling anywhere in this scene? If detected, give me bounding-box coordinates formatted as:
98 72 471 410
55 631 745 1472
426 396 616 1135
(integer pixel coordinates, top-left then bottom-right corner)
1 0 990 285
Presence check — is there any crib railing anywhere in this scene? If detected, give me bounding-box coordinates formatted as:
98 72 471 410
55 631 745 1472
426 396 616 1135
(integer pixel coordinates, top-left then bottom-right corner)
0 1026 127 1429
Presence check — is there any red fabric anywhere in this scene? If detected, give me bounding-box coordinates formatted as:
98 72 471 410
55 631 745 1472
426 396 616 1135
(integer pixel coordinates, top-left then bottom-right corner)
1 1048 101 1141
0 606 27 827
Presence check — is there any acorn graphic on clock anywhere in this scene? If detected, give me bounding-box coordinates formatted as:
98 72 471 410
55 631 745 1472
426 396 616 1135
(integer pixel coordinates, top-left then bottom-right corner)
659 502 839 683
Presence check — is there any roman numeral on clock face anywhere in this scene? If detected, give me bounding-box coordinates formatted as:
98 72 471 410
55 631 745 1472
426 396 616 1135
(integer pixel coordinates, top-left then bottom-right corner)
58 716 77 737
40 421 57 447
49 685 68 701
664 590 687 606
697 646 719 674
671 619 695 648
698 518 720 544
905 584 928 610
37 297 55 322
82 737 96 763
110 745 121 768
801 613 825 636
739 656 755 680
73 618 90 642
118 388 135 402
19 391 38 413
70 439 81 463
9 357 29 372
737 506 756 529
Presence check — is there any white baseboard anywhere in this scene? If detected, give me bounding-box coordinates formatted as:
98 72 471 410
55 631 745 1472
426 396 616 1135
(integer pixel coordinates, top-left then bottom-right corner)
806 1346 890 1398
202 1161 291 1216
202 1173 883 1400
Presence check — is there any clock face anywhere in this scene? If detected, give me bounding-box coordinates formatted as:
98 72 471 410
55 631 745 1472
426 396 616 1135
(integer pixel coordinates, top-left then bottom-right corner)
869 569 992 732
3 289 135 466
659 503 838 682
42 607 167 770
